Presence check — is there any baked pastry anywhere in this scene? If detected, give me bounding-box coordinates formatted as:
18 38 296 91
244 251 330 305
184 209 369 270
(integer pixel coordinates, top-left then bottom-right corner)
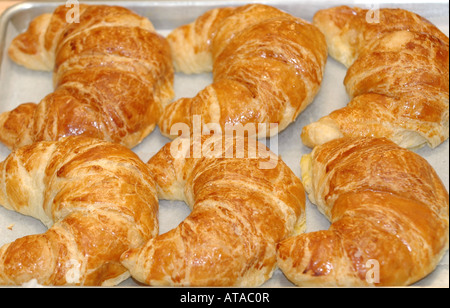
120 135 305 286
0 136 158 286
159 4 327 139
0 4 174 150
277 137 449 286
301 6 449 149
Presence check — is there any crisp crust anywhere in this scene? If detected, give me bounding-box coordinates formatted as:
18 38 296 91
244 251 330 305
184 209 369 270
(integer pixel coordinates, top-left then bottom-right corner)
302 6 449 149
277 137 449 286
121 135 306 286
160 4 327 139
0 136 159 285
2 4 174 150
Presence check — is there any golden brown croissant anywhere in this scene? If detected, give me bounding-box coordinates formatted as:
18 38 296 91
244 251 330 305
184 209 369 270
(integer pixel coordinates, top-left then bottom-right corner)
0 4 174 150
120 135 305 286
159 4 327 139
277 137 449 286
0 136 158 286
301 6 449 149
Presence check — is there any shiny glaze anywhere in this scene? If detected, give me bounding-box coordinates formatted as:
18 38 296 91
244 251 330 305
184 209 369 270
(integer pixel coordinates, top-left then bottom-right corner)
1 5 174 150
0 136 158 285
301 6 449 149
160 4 327 139
121 135 305 286
277 137 449 286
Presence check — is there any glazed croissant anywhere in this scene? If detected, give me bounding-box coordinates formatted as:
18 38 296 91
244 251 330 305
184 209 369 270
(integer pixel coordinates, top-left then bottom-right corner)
0 136 158 286
120 135 305 286
277 137 449 286
301 6 449 149
159 4 327 139
0 4 174 150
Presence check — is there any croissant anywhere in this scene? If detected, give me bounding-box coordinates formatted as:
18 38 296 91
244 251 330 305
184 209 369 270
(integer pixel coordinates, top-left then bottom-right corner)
0 136 158 286
120 135 305 286
301 6 449 149
277 137 449 286
0 4 174 150
159 4 327 139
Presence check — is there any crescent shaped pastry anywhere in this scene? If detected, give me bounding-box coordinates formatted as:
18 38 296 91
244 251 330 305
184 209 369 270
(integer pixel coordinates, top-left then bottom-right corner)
120 135 305 286
1 4 174 150
159 4 327 139
301 6 449 149
277 137 449 286
0 136 158 286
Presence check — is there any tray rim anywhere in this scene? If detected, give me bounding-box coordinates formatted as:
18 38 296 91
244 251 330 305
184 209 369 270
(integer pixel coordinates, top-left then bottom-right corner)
2 0 449 26
2 0 450 16
1 0 449 73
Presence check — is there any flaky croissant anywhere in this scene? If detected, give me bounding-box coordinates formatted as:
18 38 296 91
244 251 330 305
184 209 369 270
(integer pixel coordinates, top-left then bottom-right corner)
159 4 327 139
0 4 174 150
301 6 449 149
277 137 449 286
0 136 158 286
120 135 305 286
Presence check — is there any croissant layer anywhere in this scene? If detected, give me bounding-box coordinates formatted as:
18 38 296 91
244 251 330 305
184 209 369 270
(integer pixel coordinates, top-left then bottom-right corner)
0 136 158 286
1 4 174 150
277 137 449 286
301 6 449 149
160 4 327 139
120 135 305 286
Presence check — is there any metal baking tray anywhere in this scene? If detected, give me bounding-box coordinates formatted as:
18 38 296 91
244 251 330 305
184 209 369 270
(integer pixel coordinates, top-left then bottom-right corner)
0 0 448 287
